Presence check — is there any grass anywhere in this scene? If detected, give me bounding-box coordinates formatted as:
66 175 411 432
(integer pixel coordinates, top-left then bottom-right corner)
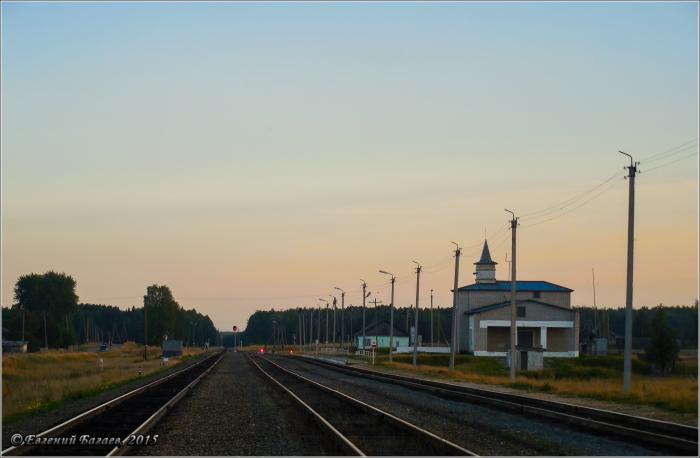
374 354 698 415
2 342 211 422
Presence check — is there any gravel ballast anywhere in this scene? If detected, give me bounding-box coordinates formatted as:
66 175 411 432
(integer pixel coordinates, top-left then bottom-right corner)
273 355 663 456
134 351 339 456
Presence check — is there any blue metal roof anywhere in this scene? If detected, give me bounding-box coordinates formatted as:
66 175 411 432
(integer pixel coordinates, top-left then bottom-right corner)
458 281 573 292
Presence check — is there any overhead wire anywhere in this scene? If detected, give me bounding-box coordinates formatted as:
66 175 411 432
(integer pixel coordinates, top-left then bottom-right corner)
639 138 698 163
521 175 625 228
642 150 698 173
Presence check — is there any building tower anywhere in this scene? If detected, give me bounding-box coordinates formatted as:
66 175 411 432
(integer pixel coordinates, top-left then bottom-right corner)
474 240 497 284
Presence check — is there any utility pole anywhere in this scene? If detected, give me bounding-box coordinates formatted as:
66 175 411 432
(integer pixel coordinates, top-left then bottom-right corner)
379 270 396 362
144 304 148 361
370 298 382 347
430 289 434 347
506 209 519 382
298 311 302 349
592 268 598 333
505 252 511 281
412 261 422 366
330 295 337 345
449 242 461 370
319 299 329 344
317 303 321 354
361 280 368 349
620 150 638 394
21 306 25 343
335 287 345 350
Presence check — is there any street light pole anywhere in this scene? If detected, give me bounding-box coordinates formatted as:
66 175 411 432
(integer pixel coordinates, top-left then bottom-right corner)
506 209 519 382
329 295 337 346
449 242 461 371
319 298 329 344
412 261 422 366
361 280 368 349
379 270 396 362
430 289 434 347
619 150 638 393
334 287 346 351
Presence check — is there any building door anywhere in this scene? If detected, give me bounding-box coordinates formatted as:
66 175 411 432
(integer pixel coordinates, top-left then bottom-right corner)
517 329 534 347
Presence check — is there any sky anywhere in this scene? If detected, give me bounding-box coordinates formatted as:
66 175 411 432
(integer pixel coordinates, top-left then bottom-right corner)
1 1 698 331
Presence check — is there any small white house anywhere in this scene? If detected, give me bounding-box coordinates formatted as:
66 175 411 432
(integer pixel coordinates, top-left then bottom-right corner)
354 320 409 349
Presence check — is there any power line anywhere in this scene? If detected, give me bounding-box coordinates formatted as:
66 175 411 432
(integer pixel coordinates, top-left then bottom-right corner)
521 176 625 228
642 150 698 173
639 137 698 163
520 171 621 220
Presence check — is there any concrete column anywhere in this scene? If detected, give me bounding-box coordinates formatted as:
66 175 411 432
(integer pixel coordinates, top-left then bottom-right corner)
540 326 547 350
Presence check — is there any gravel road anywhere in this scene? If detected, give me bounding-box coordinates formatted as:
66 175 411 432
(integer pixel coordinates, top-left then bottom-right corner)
272 355 663 456
2 351 215 450
134 350 341 456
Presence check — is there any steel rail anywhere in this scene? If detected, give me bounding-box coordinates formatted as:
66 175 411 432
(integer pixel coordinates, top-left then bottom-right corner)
107 351 225 456
252 354 477 456
292 355 698 455
246 355 365 456
2 350 224 457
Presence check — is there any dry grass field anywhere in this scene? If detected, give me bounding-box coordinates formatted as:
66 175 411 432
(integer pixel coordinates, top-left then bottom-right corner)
379 354 698 415
2 342 210 421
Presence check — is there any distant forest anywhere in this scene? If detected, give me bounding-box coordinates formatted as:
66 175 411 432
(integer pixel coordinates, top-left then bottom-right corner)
240 303 698 349
2 302 220 352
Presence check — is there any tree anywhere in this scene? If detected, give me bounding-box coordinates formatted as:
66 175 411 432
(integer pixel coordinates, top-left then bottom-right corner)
645 307 679 375
13 271 79 349
143 285 180 345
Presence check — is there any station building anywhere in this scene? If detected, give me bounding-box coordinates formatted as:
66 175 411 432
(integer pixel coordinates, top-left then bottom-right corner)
457 241 580 357
354 320 409 349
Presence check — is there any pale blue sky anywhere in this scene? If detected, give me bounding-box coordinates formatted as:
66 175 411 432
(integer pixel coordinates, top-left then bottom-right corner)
2 1 698 329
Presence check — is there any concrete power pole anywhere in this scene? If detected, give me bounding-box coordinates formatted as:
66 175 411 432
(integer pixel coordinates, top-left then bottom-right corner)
330 295 337 345
361 280 368 350
412 261 422 366
144 304 148 361
379 270 396 362
319 298 329 344
335 287 345 350
506 209 519 382
449 243 461 371
620 150 638 393
317 303 321 354
430 289 434 347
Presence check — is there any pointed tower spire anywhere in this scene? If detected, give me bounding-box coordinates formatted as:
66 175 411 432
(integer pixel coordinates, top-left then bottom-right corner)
474 240 497 284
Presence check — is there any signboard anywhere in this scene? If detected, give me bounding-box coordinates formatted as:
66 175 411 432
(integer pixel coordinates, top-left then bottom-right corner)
371 340 377 348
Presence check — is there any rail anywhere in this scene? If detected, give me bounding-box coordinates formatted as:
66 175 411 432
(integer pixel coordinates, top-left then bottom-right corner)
2 350 224 457
292 355 698 455
248 354 477 456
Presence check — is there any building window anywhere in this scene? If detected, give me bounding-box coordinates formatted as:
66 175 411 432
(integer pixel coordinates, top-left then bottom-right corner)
517 306 526 317
533 291 541 299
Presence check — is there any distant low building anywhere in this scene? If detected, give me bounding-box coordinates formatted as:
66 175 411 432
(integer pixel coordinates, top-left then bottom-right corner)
2 340 28 353
457 241 580 357
354 320 409 349
162 339 183 357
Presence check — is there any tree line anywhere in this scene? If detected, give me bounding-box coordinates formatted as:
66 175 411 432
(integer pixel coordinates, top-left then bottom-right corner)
240 302 698 349
2 271 219 352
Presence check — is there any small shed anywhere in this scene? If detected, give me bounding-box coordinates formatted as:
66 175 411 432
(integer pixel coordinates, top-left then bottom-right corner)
354 320 409 349
162 339 183 357
2 340 28 353
507 345 544 371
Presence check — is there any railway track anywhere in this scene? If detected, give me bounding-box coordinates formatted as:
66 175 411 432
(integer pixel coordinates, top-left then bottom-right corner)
291 354 699 456
248 354 477 456
2 350 224 457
